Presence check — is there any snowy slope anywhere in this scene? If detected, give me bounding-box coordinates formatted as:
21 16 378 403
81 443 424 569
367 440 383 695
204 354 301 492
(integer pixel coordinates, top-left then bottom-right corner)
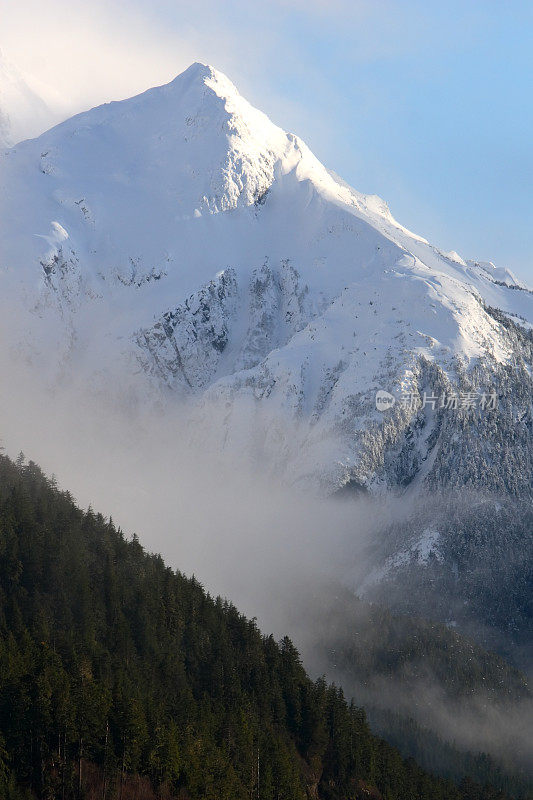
1 62 532 491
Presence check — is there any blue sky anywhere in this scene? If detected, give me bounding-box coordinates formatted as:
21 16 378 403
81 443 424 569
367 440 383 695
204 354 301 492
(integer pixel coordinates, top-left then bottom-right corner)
3 0 532 280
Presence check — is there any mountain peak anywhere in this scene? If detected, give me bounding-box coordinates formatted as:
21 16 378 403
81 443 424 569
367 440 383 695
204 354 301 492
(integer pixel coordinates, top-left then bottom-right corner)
175 60 220 83
160 61 243 108
161 61 263 134
165 61 223 92
1 56 533 498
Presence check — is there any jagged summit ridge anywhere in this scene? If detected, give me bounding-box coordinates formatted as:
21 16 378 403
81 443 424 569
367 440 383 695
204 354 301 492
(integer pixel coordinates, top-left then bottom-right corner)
19 59 314 217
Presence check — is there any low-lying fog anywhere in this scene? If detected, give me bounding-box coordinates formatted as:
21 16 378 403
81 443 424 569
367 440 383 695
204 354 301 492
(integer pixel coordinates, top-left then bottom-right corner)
1 351 531 780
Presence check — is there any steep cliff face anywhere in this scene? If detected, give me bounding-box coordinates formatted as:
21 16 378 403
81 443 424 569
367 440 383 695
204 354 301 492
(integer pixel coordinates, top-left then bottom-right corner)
1 62 532 493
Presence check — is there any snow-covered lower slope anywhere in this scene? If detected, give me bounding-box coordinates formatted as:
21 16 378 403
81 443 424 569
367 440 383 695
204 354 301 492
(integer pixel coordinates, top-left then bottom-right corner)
1 62 532 492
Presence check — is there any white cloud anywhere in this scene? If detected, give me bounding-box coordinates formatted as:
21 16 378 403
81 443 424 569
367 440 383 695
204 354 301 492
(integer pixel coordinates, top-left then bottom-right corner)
0 1 196 114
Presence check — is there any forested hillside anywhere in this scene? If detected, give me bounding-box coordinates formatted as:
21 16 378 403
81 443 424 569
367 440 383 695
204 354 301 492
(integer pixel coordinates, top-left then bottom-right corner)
288 583 532 796
360 489 533 669
0 454 523 799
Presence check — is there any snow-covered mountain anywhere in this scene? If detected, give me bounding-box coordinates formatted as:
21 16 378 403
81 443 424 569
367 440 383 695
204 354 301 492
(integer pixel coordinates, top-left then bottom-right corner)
1 62 532 493
0 51 57 147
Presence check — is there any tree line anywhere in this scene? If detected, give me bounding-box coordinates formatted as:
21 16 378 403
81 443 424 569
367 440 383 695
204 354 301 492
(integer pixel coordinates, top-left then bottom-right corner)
0 453 521 799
